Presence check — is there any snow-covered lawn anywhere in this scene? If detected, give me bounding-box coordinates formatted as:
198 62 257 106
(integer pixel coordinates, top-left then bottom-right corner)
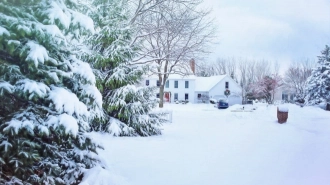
87 103 330 185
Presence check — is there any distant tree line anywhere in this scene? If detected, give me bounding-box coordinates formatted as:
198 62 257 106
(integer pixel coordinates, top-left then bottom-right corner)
195 54 329 108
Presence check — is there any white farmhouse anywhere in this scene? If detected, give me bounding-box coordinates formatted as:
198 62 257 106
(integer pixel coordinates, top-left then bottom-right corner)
143 74 242 104
143 74 196 103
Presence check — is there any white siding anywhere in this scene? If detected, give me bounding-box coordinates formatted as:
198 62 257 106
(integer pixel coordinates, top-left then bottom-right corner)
164 79 195 103
208 76 242 99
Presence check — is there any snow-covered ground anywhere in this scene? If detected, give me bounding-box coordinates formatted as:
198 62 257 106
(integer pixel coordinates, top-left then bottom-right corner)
85 103 330 185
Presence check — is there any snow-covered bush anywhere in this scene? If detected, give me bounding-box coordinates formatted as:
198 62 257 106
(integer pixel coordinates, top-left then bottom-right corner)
0 1 102 184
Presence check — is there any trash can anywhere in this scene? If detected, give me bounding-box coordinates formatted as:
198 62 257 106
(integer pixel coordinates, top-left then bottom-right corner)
277 106 288 124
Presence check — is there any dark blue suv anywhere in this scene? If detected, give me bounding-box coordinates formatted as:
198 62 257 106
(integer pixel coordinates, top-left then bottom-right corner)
218 99 229 109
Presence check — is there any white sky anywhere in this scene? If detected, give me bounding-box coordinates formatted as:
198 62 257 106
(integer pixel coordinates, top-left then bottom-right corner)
202 0 330 66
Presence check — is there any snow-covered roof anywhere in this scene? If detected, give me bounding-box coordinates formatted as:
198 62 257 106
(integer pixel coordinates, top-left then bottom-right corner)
145 74 196 80
168 74 196 80
195 75 227 92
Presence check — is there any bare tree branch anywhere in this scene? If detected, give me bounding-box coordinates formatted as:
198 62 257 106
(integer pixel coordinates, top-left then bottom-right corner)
130 0 216 107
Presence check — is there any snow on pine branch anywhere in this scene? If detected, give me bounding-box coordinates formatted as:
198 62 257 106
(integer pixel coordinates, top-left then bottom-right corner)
108 65 130 83
41 1 94 33
43 1 71 29
3 119 34 135
25 41 49 68
48 86 89 118
73 145 100 162
71 11 95 34
47 72 60 83
109 85 138 104
80 85 102 108
80 84 103 119
0 81 14 95
0 26 10 36
70 56 96 84
15 79 50 99
39 24 65 42
17 24 31 35
107 117 134 136
46 114 80 137
108 64 144 85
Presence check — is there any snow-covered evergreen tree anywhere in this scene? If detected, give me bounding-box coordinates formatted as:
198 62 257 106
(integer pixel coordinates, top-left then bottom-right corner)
86 0 166 136
306 45 330 105
0 1 102 184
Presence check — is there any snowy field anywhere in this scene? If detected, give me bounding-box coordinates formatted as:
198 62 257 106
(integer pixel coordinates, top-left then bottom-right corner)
86 103 330 185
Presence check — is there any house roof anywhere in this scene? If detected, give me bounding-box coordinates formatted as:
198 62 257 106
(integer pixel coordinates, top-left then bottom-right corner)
195 75 227 92
145 74 196 80
168 74 196 80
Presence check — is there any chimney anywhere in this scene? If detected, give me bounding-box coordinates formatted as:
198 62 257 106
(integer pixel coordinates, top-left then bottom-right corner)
189 59 195 75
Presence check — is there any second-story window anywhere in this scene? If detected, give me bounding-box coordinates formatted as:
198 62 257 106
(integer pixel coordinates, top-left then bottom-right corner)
185 81 189 88
225 82 229 89
165 80 169 88
174 80 178 88
157 80 160 87
146 80 149 86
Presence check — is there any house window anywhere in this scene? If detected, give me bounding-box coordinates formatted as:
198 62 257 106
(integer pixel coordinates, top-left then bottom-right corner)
174 81 178 88
290 94 294 100
185 81 189 88
174 93 178 100
185 93 189 100
146 80 149 86
165 81 169 88
197 94 201 98
225 82 229 89
282 94 288 100
157 80 160 87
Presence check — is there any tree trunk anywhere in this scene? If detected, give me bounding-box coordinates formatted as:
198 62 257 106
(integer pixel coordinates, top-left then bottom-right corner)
159 85 165 108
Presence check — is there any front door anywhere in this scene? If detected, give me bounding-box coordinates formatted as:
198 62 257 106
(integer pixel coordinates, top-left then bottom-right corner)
164 92 171 102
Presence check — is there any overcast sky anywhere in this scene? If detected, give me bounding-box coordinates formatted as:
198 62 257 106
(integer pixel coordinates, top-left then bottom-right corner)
202 0 330 67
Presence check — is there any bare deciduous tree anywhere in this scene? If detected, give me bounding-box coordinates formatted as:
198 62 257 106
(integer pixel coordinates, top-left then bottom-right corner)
283 59 314 103
195 57 238 79
133 0 216 107
238 59 251 102
195 60 214 77
255 59 271 81
212 57 237 79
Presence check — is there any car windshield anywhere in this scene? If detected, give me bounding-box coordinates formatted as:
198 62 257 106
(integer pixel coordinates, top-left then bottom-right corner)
219 99 228 103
